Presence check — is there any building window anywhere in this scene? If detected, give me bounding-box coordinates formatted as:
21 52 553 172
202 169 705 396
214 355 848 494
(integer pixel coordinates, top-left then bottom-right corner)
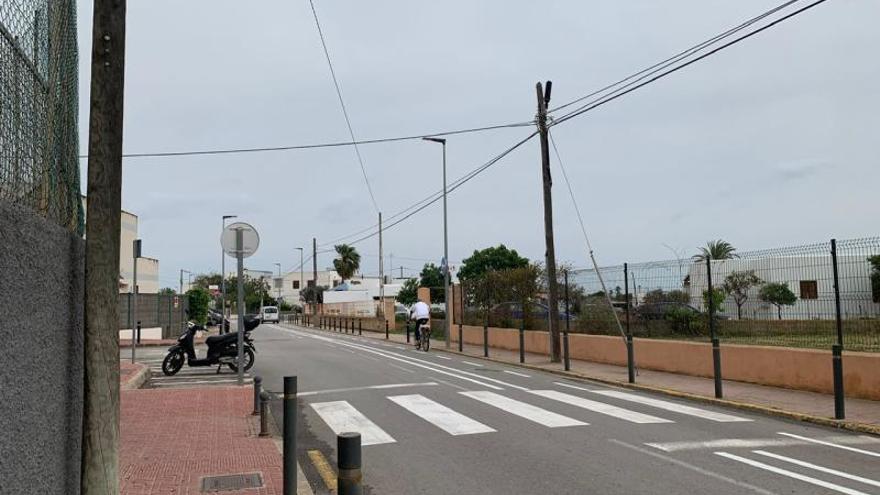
292 280 300 289
799 280 818 300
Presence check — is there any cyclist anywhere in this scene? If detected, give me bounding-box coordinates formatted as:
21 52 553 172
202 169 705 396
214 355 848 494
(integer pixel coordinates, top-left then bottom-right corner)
409 298 431 347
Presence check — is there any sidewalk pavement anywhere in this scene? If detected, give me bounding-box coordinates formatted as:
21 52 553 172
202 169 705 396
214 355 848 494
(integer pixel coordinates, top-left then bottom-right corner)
121 386 288 494
329 325 880 434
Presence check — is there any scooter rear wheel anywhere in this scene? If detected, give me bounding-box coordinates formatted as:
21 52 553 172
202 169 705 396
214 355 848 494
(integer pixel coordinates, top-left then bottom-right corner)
227 347 255 373
162 351 184 376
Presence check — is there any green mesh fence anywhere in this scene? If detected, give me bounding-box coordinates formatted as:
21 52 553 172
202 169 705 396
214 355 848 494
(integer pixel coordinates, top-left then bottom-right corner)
1 0 82 234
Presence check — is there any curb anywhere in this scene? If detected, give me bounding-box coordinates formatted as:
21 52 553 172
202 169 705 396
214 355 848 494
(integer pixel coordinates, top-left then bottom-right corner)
121 363 150 390
432 347 880 437
264 402 315 495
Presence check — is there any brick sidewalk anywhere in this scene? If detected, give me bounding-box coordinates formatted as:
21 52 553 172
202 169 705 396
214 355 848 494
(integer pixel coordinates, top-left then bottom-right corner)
121 387 283 494
307 323 880 432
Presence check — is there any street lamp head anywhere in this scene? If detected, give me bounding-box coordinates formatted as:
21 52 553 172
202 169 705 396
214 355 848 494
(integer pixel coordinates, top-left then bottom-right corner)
422 137 446 144
223 215 237 220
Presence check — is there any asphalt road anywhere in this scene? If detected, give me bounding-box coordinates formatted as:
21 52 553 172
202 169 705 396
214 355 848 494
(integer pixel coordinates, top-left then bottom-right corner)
253 323 880 495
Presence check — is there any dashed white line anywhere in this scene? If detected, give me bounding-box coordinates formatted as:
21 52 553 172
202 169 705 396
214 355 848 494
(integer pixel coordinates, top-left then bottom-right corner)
503 370 531 378
298 382 438 397
461 361 483 367
434 355 453 360
753 450 880 488
777 432 880 458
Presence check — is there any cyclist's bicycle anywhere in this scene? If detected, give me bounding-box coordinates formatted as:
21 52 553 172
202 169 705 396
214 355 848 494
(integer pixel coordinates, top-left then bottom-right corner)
416 320 431 352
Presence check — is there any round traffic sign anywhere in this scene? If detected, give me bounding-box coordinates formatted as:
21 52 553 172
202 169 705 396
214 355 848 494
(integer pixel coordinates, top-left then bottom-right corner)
221 222 260 258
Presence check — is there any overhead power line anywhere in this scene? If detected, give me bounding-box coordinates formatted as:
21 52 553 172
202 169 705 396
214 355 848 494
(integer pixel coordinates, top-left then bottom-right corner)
75 121 533 160
548 0 803 114
551 0 830 126
308 0 379 212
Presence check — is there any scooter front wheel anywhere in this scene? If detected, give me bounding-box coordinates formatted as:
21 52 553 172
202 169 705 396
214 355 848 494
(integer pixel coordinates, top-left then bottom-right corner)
227 347 255 373
162 351 185 376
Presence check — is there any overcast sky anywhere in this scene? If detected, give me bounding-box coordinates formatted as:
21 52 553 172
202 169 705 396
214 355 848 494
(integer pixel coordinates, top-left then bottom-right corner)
76 0 880 289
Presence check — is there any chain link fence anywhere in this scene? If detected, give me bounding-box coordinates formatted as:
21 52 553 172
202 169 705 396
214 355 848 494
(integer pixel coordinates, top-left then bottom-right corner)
1 0 81 233
571 237 880 352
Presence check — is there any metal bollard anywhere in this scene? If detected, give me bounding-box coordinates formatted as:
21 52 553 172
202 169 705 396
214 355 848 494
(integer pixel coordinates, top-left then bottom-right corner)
259 390 270 437
136 320 142 344
483 324 489 357
832 344 845 419
283 376 298 494
253 376 262 415
712 338 723 399
563 330 570 371
626 335 635 383
458 324 463 352
406 321 410 343
337 432 363 495
385 320 389 339
519 323 525 363
358 319 362 336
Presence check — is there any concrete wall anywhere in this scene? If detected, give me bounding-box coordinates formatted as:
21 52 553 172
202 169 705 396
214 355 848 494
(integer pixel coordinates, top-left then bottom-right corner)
0 203 83 493
451 324 880 400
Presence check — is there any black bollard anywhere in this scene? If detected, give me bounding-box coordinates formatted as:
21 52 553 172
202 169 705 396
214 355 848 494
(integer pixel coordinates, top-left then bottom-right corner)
283 376 298 494
259 390 270 437
337 432 363 495
252 375 262 415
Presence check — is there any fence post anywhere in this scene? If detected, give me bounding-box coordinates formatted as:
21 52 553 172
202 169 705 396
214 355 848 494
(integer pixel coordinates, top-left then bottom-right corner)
358 319 362 336
519 320 525 364
283 376 297 494
624 263 635 383
459 284 464 352
337 432 363 495
706 257 723 399
252 376 262 415
406 319 410 343
385 319 389 339
830 238 846 419
136 320 141 345
563 270 570 372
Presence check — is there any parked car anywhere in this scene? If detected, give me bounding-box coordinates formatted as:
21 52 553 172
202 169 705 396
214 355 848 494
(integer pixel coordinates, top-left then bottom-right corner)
260 306 280 324
490 301 574 321
635 302 728 320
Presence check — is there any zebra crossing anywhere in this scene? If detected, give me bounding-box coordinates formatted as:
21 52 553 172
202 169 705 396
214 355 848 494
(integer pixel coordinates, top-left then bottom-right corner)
305 384 753 447
134 349 254 388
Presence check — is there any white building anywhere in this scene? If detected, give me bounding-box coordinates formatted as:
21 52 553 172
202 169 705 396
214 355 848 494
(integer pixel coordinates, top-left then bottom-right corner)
275 269 401 305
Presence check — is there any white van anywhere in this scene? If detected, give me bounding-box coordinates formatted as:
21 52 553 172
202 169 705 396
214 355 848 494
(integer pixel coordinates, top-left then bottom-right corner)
260 306 279 323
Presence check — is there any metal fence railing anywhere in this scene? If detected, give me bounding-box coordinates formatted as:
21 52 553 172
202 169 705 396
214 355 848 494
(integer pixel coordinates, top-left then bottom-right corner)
118 293 190 339
0 1 82 233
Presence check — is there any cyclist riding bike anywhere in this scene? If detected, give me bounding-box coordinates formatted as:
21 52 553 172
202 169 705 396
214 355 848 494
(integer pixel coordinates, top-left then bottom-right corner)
409 299 431 348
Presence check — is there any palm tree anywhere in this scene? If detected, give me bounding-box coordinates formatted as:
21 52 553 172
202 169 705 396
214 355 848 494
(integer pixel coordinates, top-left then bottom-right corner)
693 239 738 261
333 244 361 281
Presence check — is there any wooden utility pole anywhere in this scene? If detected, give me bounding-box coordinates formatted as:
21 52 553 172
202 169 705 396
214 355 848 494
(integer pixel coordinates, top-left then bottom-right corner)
312 237 318 315
82 0 127 492
536 81 561 363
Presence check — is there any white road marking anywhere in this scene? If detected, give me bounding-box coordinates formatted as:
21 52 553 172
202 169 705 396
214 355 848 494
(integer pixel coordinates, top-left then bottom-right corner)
530 390 671 424
151 378 252 386
388 394 495 436
554 382 594 392
778 432 880 458
461 361 484 367
502 370 531 378
434 379 468 391
434 355 452 360
310 401 396 446
297 382 438 397
279 327 517 391
609 440 778 495
591 389 751 422
647 436 880 452
460 391 586 428
753 450 880 488
715 452 870 495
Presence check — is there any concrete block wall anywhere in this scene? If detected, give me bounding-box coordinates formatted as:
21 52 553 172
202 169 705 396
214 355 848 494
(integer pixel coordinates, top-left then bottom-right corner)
0 202 84 493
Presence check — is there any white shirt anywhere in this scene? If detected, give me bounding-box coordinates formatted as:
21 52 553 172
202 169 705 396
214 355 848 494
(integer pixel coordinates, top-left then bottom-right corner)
410 301 430 320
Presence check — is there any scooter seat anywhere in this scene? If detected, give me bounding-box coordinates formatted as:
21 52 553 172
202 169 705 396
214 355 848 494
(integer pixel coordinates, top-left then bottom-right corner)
206 332 239 346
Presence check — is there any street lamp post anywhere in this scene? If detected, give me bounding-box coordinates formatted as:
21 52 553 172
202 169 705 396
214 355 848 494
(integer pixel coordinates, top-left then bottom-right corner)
423 137 450 348
221 215 237 333
295 247 304 310
274 262 282 305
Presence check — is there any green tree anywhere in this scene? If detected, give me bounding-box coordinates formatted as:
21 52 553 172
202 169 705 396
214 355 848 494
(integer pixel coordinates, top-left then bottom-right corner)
457 244 529 281
418 263 445 303
186 287 211 325
226 275 275 313
192 273 221 289
722 270 763 319
869 255 880 303
333 244 361 281
693 239 738 261
300 285 327 305
396 278 419 306
643 289 689 304
158 287 176 296
759 282 797 320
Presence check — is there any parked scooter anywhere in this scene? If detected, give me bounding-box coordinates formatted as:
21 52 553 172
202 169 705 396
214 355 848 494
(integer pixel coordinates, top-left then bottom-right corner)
162 315 260 376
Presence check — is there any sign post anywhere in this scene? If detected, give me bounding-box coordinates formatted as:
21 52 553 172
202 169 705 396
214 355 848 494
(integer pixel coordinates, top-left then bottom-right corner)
221 222 260 385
